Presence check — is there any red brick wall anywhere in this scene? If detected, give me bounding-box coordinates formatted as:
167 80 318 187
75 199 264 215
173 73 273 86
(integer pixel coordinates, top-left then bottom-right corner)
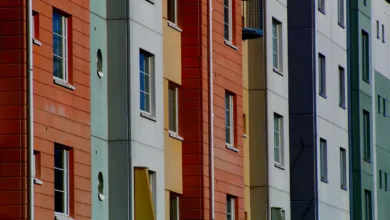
179 0 244 218
32 0 91 219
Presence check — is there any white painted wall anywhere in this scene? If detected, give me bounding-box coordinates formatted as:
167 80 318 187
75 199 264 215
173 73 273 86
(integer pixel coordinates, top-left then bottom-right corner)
266 0 290 219
316 0 350 219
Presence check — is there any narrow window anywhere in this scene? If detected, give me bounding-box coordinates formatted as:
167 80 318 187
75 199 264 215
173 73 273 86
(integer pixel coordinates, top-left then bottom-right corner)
340 148 347 190
318 0 325 13
364 0 367 6
243 114 247 135
385 172 388 191
320 138 328 182
53 11 69 81
33 11 39 39
378 95 382 114
363 110 371 162
33 151 41 179
224 0 233 42
274 114 284 166
362 31 369 83
338 0 344 26
365 190 372 220
226 195 236 220
271 207 286 220
54 146 69 215
382 24 385 43
149 171 157 216
272 19 283 72
167 0 177 24
380 170 383 189
383 98 387 116
339 66 345 108
168 84 178 133
225 92 235 146
319 54 326 97
140 50 154 114
377 21 380 39
170 193 179 220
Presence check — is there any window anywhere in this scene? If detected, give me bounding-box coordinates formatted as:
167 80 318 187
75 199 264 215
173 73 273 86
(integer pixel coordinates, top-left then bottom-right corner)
363 110 371 161
365 190 372 220
226 195 236 220
170 193 179 220
33 11 39 39
169 84 178 133
318 0 325 13
340 148 347 190
319 54 326 97
377 21 380 39
320 138 328 182
378 95 382 114
274 114 284 166
272 19 282 72
382 24 385 43
33 151 41 178
149 171 157 216
362 31 369 83
384 98 387 116
53 11 68 81
338 0 344 26
54 146 69 215
385 172 388 191
167 0 177 23
271 207 286 220
364 0 367 6
140 50 154 114
225 92 235 146
380 170 383 189
243 114 247 135
339 66 346 108
224 0 233 41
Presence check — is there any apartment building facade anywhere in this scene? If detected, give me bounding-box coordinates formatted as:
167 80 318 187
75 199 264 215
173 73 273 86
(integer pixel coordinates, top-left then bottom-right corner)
288 0 350 219
242 0 290 219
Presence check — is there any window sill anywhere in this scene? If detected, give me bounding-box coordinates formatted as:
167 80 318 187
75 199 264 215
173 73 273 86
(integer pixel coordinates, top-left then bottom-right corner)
167 21 182 32
363 78 370 84
226 143 239 152
274 163 285 170
273 67 283 76
339 103 346 109
140 112 156 122
169 130 184 141
364 158 372 163
54 77 75 90
97 70 104 78
224 40 238 50
338 22 345 29
318 8 326 15
243 134 247 138
33 38 42 46
319 93 327 99
341 186 348 191
321 178 329 183
146 0 155 4
55 213 73 220
34 178 43 185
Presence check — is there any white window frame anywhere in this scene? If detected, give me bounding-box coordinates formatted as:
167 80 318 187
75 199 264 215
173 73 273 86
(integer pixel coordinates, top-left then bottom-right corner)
225 93 234 146
140 50 154 116
224 0 233 42
340 148 347 190
226 195 236 220
169 84 179 133
53 12 69 82
148 170 157 216
274 114 284 166
167 0 177 24
338 0 344 26
272 19 283 72
170 193 179 220
320 138 328 182
54 147 69 216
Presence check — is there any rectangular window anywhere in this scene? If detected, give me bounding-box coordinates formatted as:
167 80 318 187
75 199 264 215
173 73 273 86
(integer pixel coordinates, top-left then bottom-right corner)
338 0 344 26
149 171 157 216
362 31 369 83
224 0 233 41
140 50 154 114
33 11 39 39
365 190 372 220
385 172 388 191
272 19 283 72
271 207 286 220
377 21 380 39
167 0 177 23
384 98 387 116
33 151 41 178
243 114 247 135
226 195 236 220
319 54 326 97
380 170 383 189
339 66 346 108
225 93 234 146
364 0 367 6
363 110 371 161
168 84 178 133
274 114 284 166
378 95 382 114
382 24 385 43
318 0 325 13
170 193 179 220
340 148 347 190
53 11 68 81
320 138 328 182
54 146 69 215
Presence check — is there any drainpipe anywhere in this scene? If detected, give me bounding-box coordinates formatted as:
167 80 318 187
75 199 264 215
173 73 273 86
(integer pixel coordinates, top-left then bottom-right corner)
26 0 35 219
207 0 215 218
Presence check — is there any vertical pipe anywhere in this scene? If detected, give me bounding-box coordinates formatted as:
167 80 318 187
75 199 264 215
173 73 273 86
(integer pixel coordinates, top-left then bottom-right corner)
208 0 215 217
26 0 34 219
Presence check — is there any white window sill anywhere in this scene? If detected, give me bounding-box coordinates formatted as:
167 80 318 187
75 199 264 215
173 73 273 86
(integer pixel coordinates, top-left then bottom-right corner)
146 0 155 4
169 130 184 141
54 77 75 90
274 163 285 170
167 21 182 32
273 67 283 76
226 143 239 152
224 40 238 50
34 178 43 185
55 213 73 220
97 70 104 78
33 38 42 46
140 112 156 122
243 134 247 138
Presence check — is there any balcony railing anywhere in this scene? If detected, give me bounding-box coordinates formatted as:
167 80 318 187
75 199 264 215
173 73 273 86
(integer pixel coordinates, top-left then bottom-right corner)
242 0 263 40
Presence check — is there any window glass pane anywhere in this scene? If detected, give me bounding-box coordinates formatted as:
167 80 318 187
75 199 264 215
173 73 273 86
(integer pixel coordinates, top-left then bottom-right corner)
53 56 63 79
53 35 63 57
380 170 383 189
274 144 280 163
55 169 65 190
55 191 65 213
55 148 65 169
53 13 63 35
168 0 176 22
170 195 179 220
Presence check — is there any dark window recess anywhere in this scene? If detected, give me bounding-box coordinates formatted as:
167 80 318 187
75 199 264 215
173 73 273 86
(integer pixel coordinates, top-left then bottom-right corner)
242 0 263 40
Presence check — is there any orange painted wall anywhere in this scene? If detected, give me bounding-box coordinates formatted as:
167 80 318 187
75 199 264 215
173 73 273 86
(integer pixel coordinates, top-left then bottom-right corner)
179 0 244 218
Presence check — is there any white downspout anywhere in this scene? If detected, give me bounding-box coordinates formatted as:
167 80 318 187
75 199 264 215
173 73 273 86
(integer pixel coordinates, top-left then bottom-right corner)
208 0 215 218
27 0 34 219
